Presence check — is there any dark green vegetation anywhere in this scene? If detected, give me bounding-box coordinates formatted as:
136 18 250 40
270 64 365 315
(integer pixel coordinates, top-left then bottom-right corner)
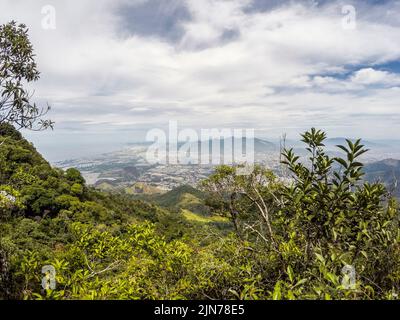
0 125 399 300
0 123 219 299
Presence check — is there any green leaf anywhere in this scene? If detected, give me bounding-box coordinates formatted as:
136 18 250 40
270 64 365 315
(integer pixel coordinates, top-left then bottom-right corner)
287 265 294 283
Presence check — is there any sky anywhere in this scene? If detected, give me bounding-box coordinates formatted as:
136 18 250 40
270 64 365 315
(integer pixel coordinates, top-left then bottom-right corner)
1 0 400 161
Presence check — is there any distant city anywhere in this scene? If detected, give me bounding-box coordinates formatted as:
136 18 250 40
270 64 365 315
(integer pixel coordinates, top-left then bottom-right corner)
55 137 400 196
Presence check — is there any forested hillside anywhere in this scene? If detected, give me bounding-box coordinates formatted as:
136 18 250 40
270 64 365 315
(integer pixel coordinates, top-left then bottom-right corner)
0 124 399 300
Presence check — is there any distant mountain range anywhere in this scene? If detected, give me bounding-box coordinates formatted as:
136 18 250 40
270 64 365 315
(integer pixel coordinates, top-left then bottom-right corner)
324 138 388 149
284 137 389 149
175 137 278 154
364 159 400 196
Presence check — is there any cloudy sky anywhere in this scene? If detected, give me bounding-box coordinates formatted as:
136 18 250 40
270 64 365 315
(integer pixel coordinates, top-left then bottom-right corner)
1 0 400 161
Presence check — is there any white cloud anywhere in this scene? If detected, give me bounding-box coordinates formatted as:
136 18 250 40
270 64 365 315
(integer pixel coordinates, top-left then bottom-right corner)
351 68 400 86
1 0 400 151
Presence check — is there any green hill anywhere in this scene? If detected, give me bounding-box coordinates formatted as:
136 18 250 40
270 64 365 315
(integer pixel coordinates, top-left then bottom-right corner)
0 124 199 298
152 185 205 207
135 184 209 214
0 123 239 300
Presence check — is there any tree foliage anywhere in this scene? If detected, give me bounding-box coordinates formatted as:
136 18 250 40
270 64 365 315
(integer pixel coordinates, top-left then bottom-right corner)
0 21 52 130
202 128 400 299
